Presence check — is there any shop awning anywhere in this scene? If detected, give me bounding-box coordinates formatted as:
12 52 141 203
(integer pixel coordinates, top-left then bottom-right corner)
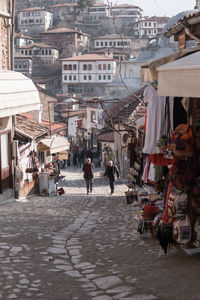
39 136 70 154
141 46 200 82
0 71 40 118
157 51 200 97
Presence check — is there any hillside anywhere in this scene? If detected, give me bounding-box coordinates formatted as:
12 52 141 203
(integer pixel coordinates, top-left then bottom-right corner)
15 0 68 10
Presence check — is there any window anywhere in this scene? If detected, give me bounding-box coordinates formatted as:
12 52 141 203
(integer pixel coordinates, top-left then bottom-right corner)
103 64 106 70
149 22 151 26
108 64 111 70
69 64 72 70
63 64 67 70
64 75 67 80
39 151 45 163
88 75 91 80
145 22 147 27
105 41 108 46
29 50 32 55
73 75 76 80
98 75 101 80
23 12 25 17
32 12 34 16
108 75 111 80
29 19 34 23
73 64 77 70
42 49 45 55
69 75 72 80
25 50 28 55
84 75 87 80
91 111 95 122
148 30 151 34
21 50 24 54
109 41 112 46
101 42 103 46
154 30 157 34
154 22 156 27
103 75 106 80
88 64 92 70
49 50 51 55
98 64 101 70
40 19 42 23
83 64 87 70
96 41 99 46
45 50 48 55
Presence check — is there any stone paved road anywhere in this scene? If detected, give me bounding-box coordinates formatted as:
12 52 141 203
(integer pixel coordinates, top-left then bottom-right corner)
0 167 200 300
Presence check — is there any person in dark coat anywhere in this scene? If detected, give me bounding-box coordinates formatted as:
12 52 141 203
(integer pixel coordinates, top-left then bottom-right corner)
83 158 94 194
104 160 120 194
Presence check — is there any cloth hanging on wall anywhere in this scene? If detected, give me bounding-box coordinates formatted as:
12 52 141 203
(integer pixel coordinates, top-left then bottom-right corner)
143 85 173 154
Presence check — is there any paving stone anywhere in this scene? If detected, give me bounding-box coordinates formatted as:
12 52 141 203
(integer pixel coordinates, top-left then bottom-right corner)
93 276 123 290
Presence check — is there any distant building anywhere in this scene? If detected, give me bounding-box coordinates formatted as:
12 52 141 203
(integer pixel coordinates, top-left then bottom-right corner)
14 52 32 77
50 3 79 22
40 28 89 53
14 33 35 48
61 53 116 95
88 3 110 21
93 34 132 49
134 16 170 38
17 43 59 66
111 4 142 24
17 7 53 37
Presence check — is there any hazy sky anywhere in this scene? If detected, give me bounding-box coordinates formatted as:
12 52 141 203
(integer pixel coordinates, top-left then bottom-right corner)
116 0 196 17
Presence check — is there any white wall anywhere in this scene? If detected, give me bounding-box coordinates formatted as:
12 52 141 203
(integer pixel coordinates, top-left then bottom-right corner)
68 116 78 137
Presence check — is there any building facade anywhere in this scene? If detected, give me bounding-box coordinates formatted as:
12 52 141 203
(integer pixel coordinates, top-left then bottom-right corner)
14 33 35 48
14 53 32 77
111 4 142 24
17 7 53 37
17 43 59 66
40 28 89 54
61 54 116 95
88 3 109 21
134 17 170 38
93 34 132 49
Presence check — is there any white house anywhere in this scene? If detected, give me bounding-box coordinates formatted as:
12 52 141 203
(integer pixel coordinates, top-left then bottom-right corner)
17 7 53 37
134 18 158 38
88 3 110 21
134 17 170 38
14 52 32 77
93 34 132 49
17 43 59 65
14 33 35 48
61 53 116 95
111 4 142 23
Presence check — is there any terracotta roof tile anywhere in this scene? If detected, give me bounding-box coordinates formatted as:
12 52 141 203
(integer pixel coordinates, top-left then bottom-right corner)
16 115 48 139
18 43 59 50
50 3 78 8
61 110 87 118
41 120 67 132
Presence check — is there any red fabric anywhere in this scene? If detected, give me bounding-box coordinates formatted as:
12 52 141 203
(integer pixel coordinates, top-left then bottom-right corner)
149 153 173 166
143 111 147 132
86 164 92 176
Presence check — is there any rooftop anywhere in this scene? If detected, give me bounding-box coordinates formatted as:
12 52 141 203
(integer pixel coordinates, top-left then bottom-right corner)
61 53 114 61
18 7 52 13
61 110 87 118
164 9 200 37
41 28 88 36
17 42 59 50
112 4 142 10
41 120 67 133
94 34 131 40
50 3 78 8
16 115 48 139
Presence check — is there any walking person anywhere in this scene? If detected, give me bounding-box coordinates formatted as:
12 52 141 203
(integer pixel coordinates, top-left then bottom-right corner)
104 161 120 194
83 158 94 195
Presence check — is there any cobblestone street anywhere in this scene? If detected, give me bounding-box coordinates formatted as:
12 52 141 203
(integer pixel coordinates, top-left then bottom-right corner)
0 167 200 300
